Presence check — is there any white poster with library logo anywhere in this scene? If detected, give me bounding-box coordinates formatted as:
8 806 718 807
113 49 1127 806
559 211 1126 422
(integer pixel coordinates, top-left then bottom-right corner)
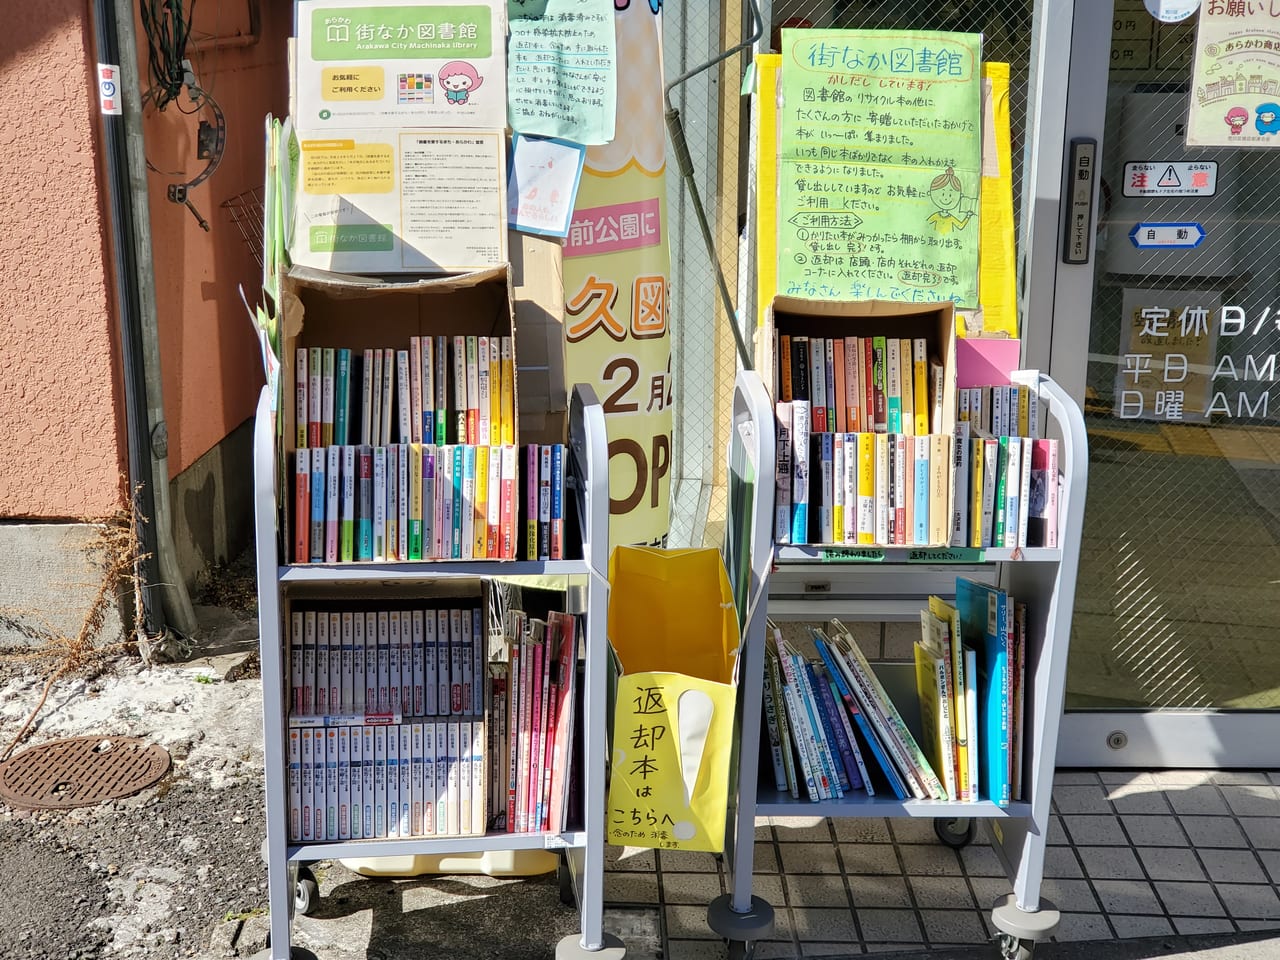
1114 288 1219 422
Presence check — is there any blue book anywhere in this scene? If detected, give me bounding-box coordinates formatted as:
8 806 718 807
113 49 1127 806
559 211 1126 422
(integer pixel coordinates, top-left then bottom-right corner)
813 662 863 791
813 636 906 799
913 436 929 545
819 433 834 543
791 654 841 798
335 348 352 446
804 660 851 791
451 445 464 559
309 447 326 563
357 446 373 561
956 578 1011 806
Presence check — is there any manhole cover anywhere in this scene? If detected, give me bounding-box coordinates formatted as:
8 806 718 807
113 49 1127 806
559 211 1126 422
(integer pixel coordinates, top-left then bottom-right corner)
0 736 170 810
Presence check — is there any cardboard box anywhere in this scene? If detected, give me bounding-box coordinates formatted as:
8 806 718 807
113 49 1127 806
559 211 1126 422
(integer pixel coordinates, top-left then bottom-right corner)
763 297 958 548
509 232 568 445
280 264 517 556
292 127 507 275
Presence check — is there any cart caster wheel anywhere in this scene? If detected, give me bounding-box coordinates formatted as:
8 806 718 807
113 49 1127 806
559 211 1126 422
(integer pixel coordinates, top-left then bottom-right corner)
998 933 1034 960
727 940 756 960
295 867 320 916
557 854 575 907
934 816 976 848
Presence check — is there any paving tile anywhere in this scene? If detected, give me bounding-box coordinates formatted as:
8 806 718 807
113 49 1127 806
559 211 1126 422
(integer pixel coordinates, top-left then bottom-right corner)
1166 785 1230 816
1236 919 1280 931
1212 771 1272 786
1120 814 1188 846
1269 771 1280 787
752 945 802 959
1041 878 1101 913
1040 846 1084 879
1220 784 1280 817
919 908 989 944
1061 815 1126 845
853 908 922 942
604 905 663 954
1137 847 1208 883
801 943 862 957
661 850 721 873
1051 913 1113 942
897 843 962 876
1240 817 1280 850
1172 917 1236 935
1256 850 1280 884
606 872 661 904
1054 771 1102 785
960 843 1005 878
791 907 858 941
785 875 850 909
1099 771 1155 787
888 818 944 844
666 941 729 960
771 816 835 843
755 845 780 874
1181 816 1249 849
1154 770 1215 787
1154 881 1227 917
666 905 718 939
1215 883 1280 920
1110 914 1174 938
832 818 891 843
1198 848 1267 884
663 872 724 905
967 877 1012 913
908 876 977 910
607 845 657 872
1108 786 1172 815
1091 879 1163 915
750 875 786 914
840 843 903 876
848 874 911 909
1077 845 1143 880
1047 816 1070 846
1051 784 1113 814
779 843 842 875
756 822 772 842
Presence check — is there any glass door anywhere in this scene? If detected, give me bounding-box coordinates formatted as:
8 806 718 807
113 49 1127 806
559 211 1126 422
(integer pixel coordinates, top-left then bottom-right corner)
1053 0 1280 767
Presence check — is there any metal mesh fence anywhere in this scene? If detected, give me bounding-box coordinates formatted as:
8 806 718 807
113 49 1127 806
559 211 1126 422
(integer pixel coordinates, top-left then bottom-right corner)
1068 5 1280 711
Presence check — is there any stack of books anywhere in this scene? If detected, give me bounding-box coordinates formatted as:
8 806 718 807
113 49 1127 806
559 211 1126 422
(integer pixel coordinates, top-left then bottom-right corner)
287 600 581 842
762 581 1026 806
953 382 1059 550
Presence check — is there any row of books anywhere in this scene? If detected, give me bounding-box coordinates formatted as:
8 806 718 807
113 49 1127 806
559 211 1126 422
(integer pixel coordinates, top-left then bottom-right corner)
488 608 578 834
774 405 951 547
293 442 568 564
295 335 516 451
954 426 1060 550
288 605 484 720
959 383 1039 439
777 334 945 436
289 721 486 841
762 582 1026 806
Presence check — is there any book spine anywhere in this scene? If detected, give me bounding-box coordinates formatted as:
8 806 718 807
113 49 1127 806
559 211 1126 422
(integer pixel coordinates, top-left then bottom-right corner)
361 349 375 446
832 337 847 433
778 334 793 402
451 446 464 559
423 445 437 559
885 338 901 434
892 436 906 545
525 445 539 560
791 335 810 406
356 447 372 560
325 446 340 562
809 338 827 432
489 338 502 451
790 401 811 544
421 336 434 446
319 349 334 447
499 337 515 446
398 445 410 561
410 444 424 560
774 652 821 800
452 336 468 444
813 663 862 791
409 339 423 445
929 433 950 546
825 671 873 795
434 336 449 447
871 336 887 432
912 338 929 436
819 433 834 544
873 434 889 545
473 446 489 559
843 337 860 432
461 445 477 560
296 348 309 450
951 423 970 548
832 433 845 545
824 337 837 429
993 437 1010 548
486 445 503 559
1017 434 1033 550
434 722 449 835
550 444 565 560
449 607 464 715
300 728 314 841
790 653 841 798
337 726 351 840
436 610 450 718
465 336 480 445
914 435 930 546
294 451 310 564
899 338 914 437
460 608 474 718
477 337 491 446
501 444 517 558
506 638 522 830
309 448 326 563
1045 439 1059 548
380 349 395 450
373 447 387 561
761 652 788 791
538 445 552 561
1027 383 1040 440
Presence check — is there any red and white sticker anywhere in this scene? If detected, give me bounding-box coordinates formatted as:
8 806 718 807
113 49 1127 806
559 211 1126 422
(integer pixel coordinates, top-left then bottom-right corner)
1122 161 1217 197
97 63 122 116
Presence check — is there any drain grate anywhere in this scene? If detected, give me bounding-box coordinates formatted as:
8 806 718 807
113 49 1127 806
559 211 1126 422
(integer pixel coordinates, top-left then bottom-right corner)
0 736 171 810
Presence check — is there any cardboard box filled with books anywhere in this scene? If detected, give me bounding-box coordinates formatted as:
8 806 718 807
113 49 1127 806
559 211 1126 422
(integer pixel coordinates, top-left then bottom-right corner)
765 297 958 549
281 263 576 564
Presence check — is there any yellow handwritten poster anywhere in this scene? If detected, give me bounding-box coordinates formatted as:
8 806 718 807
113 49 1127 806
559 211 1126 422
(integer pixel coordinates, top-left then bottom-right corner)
1187 3 1280 148
778 29 984 308
563 0 672 548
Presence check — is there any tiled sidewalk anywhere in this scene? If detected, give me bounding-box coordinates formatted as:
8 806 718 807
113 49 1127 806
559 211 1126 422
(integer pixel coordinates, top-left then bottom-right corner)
603 770 1280 959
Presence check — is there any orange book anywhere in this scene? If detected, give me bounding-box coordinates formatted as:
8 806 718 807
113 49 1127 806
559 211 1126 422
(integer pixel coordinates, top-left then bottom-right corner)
294 451 310 564
779 334 793 402
833 338 847 433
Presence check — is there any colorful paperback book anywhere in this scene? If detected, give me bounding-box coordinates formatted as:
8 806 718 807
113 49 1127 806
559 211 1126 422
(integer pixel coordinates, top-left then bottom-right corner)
550 444 565 560
321 348 335 447
296 348 309 450
373 447 388 561
461 445 477 560
309 447 325 563
473 445 489 559
410 338 423 445
325 446 340 562
423 445 437 559
790 400 811 544
886 338 902 434
357 446 373 560
486 446 502 558
501 444 517 559
477 337 491 445
339 446 355 561
451 445 465 559
818 432 834 544
380 348 395 451
436 610 451 718
1027 439 1058 548
538 446 552 561
914 435 930 545
809 338 827 432
434 336 449 447
955 578 1011 806
294 451 310 564
489 338 502 449
499 337 515 446
465 337 480 444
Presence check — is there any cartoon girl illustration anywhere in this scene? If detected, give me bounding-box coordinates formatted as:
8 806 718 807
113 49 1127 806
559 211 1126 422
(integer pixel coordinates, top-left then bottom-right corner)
439 61 483 105
1255 102 1280 136
926 166 977 234
1225 106 1249 135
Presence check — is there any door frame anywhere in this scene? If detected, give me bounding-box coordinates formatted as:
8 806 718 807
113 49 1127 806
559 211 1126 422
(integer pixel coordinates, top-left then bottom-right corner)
1040 0 1280 769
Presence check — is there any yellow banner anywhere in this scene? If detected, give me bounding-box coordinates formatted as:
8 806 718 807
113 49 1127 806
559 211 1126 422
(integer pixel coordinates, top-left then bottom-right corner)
563 0 672 548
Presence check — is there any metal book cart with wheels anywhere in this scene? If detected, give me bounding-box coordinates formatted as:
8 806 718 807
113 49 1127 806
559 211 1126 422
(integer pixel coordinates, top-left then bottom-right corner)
251 383 627 960
707 370 1088 960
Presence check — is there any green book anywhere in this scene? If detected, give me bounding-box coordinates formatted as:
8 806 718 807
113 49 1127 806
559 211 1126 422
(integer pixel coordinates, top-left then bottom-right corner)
335 348 352 446
992 436 1010 548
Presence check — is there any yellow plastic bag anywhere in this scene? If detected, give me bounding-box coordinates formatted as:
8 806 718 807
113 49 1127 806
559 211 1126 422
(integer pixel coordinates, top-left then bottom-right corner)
605 547 739 853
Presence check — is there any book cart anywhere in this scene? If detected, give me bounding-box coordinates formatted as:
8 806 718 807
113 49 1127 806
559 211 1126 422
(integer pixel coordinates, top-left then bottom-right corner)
707 370 1088 960
251 375 623 960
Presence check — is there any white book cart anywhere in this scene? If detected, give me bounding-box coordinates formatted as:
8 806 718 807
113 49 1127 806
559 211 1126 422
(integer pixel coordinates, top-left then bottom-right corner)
708 370 1088 960
251 383 626 960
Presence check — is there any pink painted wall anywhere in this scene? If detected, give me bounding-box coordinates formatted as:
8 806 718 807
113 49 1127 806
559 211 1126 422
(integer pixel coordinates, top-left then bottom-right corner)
0 4 124 518
140 1 289 479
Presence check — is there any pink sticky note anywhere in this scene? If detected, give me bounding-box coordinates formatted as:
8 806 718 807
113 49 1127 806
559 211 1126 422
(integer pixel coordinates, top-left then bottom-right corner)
956 338 1022 389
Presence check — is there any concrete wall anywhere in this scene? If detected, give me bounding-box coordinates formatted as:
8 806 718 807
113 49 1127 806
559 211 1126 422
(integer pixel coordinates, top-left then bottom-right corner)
0 4 124 519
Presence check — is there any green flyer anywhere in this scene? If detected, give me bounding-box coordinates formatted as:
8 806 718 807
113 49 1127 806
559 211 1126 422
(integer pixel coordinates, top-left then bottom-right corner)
778 29 983 307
